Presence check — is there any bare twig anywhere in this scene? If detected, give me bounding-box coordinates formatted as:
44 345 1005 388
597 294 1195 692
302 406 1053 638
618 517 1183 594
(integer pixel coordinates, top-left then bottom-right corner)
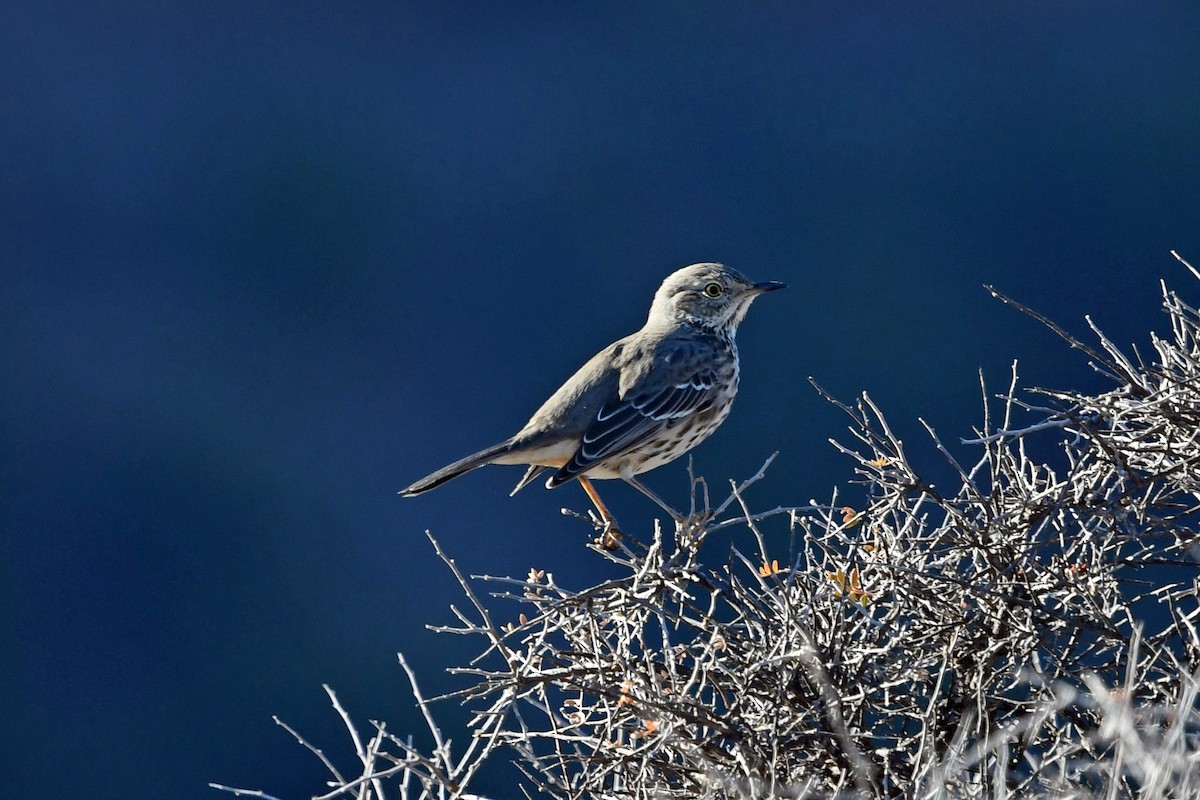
224 255 1200 800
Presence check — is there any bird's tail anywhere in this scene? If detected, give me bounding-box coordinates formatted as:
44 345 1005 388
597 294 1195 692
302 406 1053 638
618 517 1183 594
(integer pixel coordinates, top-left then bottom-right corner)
399 441 513 496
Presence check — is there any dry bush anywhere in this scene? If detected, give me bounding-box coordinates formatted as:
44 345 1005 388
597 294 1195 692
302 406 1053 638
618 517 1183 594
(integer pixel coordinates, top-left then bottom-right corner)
214 254 1200 800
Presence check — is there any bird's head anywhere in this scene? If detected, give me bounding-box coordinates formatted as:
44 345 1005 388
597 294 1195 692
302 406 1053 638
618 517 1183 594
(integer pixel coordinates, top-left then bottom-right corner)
647 262 785 335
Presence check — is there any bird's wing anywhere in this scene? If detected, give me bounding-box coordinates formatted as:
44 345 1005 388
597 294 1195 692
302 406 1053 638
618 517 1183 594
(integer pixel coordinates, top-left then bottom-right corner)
547 366 719 486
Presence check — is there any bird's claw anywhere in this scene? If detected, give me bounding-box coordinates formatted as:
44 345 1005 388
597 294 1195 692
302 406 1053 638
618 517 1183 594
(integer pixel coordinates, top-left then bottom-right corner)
595 521 623 550
675 510 715 548
565 507 624 550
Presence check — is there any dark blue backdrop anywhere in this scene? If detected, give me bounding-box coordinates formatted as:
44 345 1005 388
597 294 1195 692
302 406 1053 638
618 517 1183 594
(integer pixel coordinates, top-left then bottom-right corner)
3 3 1199 798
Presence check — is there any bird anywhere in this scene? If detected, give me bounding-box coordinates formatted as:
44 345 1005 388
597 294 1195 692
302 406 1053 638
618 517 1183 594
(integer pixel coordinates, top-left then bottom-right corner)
400 262 784 543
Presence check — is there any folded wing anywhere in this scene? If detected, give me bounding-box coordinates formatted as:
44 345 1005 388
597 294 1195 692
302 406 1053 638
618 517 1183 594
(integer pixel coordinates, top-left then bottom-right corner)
547 369 717 487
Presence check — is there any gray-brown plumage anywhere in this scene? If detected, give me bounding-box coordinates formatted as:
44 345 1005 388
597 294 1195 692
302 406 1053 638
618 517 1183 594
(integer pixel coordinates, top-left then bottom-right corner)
400 262 783 539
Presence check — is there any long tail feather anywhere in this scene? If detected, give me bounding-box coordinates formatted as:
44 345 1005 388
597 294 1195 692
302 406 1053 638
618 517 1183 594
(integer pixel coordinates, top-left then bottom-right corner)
399 442 512 495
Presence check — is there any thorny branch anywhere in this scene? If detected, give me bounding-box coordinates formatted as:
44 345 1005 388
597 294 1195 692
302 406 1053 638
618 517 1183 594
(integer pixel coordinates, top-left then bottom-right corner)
215 258 1200 799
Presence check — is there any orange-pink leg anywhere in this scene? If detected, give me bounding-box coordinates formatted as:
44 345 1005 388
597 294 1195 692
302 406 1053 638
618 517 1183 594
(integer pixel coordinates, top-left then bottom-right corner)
578 476 622 549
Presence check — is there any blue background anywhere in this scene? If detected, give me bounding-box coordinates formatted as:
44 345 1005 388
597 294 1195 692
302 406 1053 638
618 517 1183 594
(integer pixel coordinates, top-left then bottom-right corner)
4 3 1199 797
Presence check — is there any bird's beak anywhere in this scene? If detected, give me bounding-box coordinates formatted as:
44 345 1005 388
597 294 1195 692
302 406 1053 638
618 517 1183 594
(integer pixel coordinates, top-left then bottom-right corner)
753 281 787 294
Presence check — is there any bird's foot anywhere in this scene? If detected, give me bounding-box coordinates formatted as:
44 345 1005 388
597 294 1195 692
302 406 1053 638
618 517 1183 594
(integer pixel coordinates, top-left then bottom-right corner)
563 507 624 550
675 509 715 549
596 521 623 550
586 509 624 550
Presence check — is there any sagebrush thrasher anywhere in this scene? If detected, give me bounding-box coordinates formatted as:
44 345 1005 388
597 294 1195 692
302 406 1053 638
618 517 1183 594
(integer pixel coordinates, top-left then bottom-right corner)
400 262 784 540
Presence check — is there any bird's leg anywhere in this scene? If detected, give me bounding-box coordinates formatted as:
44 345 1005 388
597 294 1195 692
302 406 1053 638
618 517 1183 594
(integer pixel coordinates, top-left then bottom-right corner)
577 476 622 549
620 466 715 547
618 467 686 524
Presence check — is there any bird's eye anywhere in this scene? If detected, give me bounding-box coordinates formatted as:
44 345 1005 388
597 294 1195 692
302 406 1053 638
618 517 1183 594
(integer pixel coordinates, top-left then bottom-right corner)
703 282 724 298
